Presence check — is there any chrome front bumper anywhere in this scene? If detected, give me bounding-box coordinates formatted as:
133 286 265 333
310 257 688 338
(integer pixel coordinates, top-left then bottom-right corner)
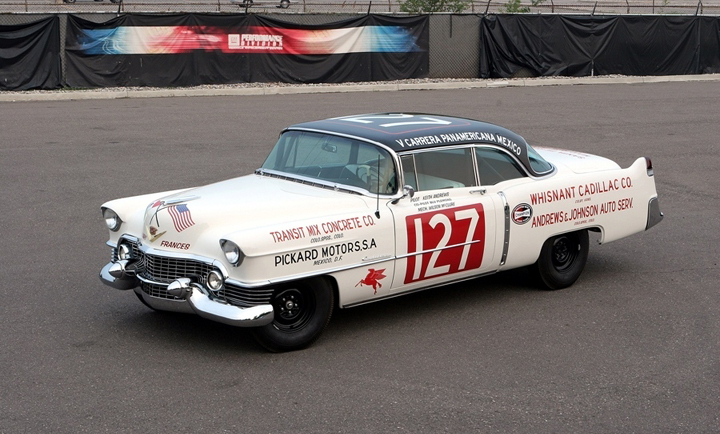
100 261 139 290
99 261 274 327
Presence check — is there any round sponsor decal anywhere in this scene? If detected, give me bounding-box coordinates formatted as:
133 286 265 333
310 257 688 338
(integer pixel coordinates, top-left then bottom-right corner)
512 203 533 225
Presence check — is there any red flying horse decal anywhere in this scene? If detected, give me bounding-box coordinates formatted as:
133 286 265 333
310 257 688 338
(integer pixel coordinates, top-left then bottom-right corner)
356 268 387 294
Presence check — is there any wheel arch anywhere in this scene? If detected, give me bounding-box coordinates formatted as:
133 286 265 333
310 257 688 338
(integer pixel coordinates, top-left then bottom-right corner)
319 274 342 310
523 226 601 266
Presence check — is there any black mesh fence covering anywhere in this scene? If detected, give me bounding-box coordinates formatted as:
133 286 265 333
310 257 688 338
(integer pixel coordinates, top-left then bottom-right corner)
1 1 720 15
1 12 720 90
0 15 61 89
480 15 720 78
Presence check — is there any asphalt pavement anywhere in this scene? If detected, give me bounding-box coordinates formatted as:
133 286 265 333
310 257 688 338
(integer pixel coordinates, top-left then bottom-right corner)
1 79 718 432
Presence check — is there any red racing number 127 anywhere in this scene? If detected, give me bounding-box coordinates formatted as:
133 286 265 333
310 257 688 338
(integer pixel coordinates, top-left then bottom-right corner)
404 204 486 284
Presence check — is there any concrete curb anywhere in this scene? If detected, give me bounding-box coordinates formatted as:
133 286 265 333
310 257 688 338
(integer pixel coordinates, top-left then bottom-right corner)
2 74 720 102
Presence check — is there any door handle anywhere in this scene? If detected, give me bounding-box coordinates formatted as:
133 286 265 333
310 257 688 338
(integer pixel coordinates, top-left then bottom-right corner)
470 188 487 195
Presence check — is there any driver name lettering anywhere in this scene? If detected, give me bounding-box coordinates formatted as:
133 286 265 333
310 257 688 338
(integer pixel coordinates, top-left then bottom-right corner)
410 191 455 212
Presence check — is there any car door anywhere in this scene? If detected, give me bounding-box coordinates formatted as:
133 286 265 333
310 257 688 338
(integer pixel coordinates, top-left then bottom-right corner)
388 147 498 292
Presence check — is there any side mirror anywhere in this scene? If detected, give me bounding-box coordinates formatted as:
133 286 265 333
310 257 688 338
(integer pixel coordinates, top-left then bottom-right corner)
392 185 415 204
402 185 415 199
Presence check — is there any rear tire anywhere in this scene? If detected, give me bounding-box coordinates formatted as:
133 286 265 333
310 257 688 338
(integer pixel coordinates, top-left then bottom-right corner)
534 230 589 290
252 277 334 352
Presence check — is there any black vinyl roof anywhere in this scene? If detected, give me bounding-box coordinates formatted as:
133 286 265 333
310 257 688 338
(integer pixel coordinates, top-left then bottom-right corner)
286 113 544 176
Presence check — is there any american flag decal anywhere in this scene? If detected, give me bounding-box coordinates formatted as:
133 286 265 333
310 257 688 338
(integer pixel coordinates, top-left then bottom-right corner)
168 204 195 232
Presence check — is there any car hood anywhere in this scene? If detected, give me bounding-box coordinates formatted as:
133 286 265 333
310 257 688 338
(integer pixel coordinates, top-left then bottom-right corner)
136 174 373 257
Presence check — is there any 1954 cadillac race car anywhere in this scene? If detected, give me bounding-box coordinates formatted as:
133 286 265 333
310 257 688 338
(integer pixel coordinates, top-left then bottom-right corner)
100 113 663 351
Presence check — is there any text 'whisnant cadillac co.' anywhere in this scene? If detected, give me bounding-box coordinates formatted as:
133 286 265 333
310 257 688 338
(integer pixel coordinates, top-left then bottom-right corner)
100 113 663 351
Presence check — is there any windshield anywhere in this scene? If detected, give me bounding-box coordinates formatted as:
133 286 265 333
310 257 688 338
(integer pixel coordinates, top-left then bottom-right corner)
261 130 398 195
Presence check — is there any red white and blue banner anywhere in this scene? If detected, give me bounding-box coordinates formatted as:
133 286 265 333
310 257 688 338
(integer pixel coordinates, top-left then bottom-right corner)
65 14 428 87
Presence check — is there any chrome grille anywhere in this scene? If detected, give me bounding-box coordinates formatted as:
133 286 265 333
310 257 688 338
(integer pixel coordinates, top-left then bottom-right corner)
139 253 214 286
116 238 274 307
141 282 176 299
219 283 274 308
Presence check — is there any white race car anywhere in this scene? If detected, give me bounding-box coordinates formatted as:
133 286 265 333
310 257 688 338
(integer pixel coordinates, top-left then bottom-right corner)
100 113 663 351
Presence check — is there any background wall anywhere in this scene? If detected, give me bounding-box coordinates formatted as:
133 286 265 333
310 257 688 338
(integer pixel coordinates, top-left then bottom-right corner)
2 13 719 90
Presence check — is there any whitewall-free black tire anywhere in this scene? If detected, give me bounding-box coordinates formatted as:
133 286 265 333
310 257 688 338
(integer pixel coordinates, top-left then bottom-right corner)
534 230 590 290
252 277 334 352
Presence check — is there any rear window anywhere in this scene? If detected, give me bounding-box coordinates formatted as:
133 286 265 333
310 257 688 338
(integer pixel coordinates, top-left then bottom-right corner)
475 147 527 185
527 144 554 174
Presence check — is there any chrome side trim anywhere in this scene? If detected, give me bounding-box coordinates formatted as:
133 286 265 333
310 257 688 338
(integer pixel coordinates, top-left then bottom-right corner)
498 191 510 266
362 254 393 262
646 197 664 230
395 240 480 260
226 256 396 289
343 271 497 308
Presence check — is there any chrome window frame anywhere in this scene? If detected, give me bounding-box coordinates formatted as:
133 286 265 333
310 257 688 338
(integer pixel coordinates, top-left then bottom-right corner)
396 143 556 193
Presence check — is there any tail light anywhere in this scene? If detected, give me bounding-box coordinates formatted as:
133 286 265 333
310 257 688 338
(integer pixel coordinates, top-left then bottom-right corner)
646 157 654 177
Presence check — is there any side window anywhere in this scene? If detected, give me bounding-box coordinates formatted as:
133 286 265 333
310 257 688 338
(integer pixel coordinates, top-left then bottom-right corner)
400 155 417 190
475 147 526 185
408 148 476 191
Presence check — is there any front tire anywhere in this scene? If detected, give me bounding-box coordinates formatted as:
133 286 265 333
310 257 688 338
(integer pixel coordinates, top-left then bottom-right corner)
534 230 589 290
252 277 334 352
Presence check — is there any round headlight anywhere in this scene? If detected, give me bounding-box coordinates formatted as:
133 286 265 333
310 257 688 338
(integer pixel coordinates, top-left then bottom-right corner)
117 243 132 260
206 270 224 291
221 240 244 266
103 208 122 232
